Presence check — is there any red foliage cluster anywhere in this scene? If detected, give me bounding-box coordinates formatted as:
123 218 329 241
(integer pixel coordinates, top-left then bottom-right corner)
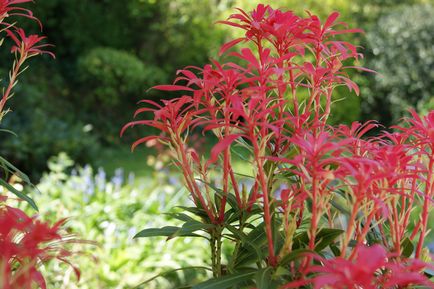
0 1 78 288
0 0 34 21
284 245 434 288
0 0 53 116
0 196 78 289
125 4 433 288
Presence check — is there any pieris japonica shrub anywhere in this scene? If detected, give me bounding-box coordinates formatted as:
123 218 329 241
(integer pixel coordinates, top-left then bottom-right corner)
0 1 78 288
124 4 434 289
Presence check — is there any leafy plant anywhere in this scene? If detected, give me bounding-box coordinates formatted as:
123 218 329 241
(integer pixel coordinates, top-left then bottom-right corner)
125 4 434 288
0 1 80 287
0 0 52 203
29 153 210 289
0 195 79 289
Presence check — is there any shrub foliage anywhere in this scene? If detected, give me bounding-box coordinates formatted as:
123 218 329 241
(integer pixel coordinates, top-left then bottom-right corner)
125 4 434 288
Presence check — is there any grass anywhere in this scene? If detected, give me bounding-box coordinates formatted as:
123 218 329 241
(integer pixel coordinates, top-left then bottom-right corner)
98 136 253 180
96 143 154 179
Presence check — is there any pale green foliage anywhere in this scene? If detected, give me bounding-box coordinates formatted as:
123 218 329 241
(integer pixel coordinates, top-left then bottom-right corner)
28 153 210 289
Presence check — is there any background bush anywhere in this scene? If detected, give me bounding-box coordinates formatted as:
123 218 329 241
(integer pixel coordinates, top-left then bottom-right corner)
363 4 434 125
0 69 100 180
77 47 149 108
76 47 166 142
0 0 432 177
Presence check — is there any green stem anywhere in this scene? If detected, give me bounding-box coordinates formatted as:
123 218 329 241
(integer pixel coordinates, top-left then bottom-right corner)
228 211 246 273
211 227 223 277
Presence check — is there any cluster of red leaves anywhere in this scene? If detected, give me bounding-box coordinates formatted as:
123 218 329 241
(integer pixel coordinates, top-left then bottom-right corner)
0 1 79 289
0 196 79 289
0 0 34 21
0 0 53 116
284 244 434 289
125 4 433 288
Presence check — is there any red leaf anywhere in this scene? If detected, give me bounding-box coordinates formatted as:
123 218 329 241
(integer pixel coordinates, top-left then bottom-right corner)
176 69 197 80
120 120 156 136
152 85 194 91
329 28 364 35
216 20 247 30
343 66 377 74
219 38 244 56
207 134 243 166
131 136 160 151
324 12 340 31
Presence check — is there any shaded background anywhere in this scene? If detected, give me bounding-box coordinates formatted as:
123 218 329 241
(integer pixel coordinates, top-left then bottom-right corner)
0 0 433 180
0 1 433 288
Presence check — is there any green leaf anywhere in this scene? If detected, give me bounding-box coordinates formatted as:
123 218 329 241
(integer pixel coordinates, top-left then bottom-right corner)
314 228 344 252
166 212 196 222
0 179 38 211
0 156 31 184
330 198 350 215
424 267 434 278
176 206 209 219
234 222 268 267
348 239 358 248
255 267 274 289
225 193 240 211
192 270 256 289
279 249 313 266
226 224 262 260
133 226 181 238
232 172 255 179
223 208 237 224
330 243 341 257
292 232 309 250
197 179 240 212
0 129 17 137
226 205 262 225
134 222 212 240
401 237 414 258
134 266 212 289
292 228 344 252
173 220 215 238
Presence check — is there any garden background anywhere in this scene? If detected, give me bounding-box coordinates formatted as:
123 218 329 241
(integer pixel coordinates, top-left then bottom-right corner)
1 0 433 288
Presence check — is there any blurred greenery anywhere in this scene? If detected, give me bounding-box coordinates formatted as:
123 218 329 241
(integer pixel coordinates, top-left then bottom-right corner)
0 0 432 178
0 68 100 181
363 4 434 124
23 153 210 289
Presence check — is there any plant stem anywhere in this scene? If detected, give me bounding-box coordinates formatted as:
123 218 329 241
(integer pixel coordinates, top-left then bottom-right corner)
210 227 223 277
175 135 216 223
0 53 26 118
415 155 434 258
308 177 319 251
341 200 359 257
